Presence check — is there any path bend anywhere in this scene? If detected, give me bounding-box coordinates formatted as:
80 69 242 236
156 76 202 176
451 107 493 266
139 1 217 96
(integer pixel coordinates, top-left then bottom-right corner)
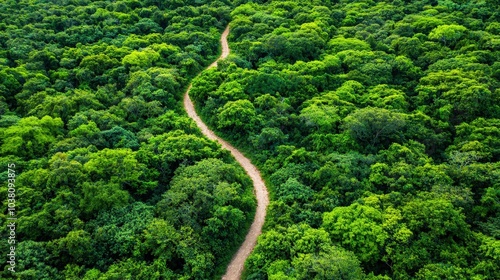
183 26 269 280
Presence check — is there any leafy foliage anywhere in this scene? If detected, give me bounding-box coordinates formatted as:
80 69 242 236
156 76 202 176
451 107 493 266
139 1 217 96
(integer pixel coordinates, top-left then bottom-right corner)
189 0 500 279
0 1 255 279
1 0 499 279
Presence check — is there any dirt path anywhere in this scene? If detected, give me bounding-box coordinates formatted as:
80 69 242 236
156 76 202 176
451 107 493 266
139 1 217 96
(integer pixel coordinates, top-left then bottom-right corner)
183 26 269 280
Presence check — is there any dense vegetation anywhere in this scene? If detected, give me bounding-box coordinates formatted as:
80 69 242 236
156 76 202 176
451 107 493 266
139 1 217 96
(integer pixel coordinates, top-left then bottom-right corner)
0 0 257 279
189 0 500 279
1 0 499 279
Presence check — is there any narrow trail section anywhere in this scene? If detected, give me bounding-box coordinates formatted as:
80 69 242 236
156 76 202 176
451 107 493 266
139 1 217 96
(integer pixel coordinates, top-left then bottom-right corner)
183 26 269 280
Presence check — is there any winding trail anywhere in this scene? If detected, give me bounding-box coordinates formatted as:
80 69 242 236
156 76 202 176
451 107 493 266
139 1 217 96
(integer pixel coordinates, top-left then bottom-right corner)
183 26 269 280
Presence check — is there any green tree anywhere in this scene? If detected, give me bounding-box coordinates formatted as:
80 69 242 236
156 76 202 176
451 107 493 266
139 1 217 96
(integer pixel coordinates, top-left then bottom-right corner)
79 181 130 217
0 116 64 159
389 198 473 278
83 148 155 194
217 99 257 132
122 48 160 68
342 107 406 152
79 53 118 75
292 246 365 280
416 70 499 123
449 118 500 161
328 36 370 53
322 203 388 264
429 25 468 48
156 158 253 230
137 130 223 183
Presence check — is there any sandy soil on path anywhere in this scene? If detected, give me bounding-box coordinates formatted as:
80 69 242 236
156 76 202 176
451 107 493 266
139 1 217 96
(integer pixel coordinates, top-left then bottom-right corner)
183 25 269 280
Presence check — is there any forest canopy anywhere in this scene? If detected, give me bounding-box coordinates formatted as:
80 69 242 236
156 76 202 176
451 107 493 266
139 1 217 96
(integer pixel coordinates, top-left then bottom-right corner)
1 0 499 279
189 0 500 279
0 0 257 279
